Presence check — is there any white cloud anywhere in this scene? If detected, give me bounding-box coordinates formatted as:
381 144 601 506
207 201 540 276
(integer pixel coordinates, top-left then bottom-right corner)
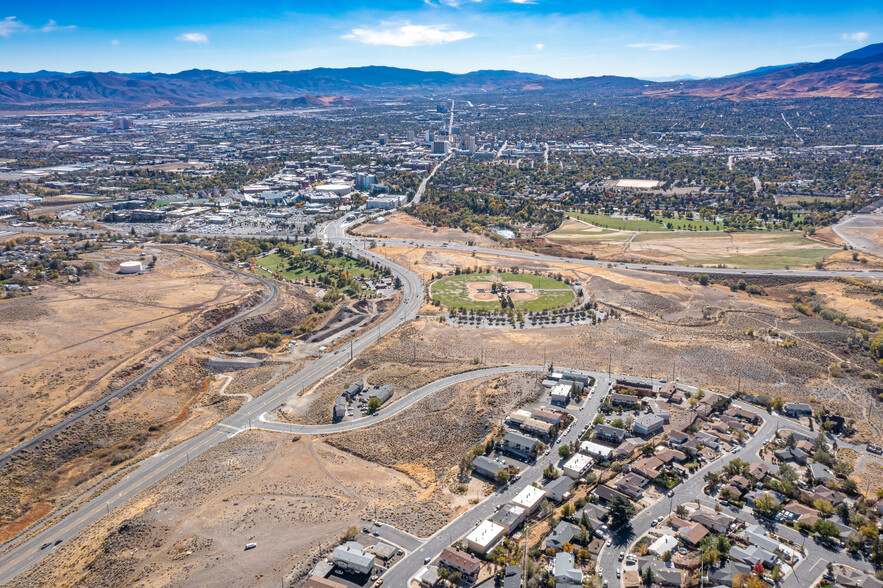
111 39 119 46
425 0 483 7
842 32 869 42
510 0 538 4
535 43 544 50
627 42 679 51
176 32 208 44
0 16 28 38
343 23 473 47
39 20 75 33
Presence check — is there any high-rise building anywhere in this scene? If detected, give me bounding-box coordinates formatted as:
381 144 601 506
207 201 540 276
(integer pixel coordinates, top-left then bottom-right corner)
406 130 416 142
378 133 388 145
432 140 450 155
424 130 432 144
466 135 476 151
112 117 133 130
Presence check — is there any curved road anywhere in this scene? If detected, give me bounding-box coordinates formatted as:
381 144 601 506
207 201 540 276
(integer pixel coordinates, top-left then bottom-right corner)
0 221 424 584
0 247 278 467
1 215 880 584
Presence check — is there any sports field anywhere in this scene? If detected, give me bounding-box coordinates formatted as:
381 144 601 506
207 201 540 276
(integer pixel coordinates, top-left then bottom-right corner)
430 272 575 311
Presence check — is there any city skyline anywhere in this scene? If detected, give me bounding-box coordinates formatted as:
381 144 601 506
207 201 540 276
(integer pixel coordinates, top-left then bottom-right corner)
0 1 880 79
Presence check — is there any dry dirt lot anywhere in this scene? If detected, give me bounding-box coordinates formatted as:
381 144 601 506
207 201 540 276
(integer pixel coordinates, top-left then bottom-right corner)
0 248 320 543
374 243 883 440
350 211 499 246
0 247 255 450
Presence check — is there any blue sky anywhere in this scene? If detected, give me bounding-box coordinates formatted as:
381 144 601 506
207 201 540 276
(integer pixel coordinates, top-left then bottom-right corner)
0 1 879 78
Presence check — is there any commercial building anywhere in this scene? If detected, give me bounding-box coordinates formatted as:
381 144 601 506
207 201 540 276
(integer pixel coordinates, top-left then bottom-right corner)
563 453 593 479
511 485 546 514
465 520 506 554
633 414 665 437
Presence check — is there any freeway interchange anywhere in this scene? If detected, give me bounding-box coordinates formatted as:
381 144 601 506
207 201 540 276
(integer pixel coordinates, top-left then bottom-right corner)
0 215 880 586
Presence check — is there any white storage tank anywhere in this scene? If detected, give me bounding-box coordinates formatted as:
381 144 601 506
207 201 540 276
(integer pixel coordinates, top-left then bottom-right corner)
118 261 143 274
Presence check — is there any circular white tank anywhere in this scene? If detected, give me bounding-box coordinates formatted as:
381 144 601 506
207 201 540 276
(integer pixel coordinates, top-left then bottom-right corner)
118 261 143 274
315 183 352 196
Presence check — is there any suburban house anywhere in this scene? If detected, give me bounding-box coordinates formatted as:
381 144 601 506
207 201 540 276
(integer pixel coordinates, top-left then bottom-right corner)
691 510 734 534
593 484 631 505
648 534 679 556
730 545 779 568
554 552 583 585
614 472 648 498
725 406 760 424
580 440 615 460
633 414 665 437
503 565 522 588
637 557 682 586
544 476 574 502
809 463 835 483
612 378 655 396
669 517 710 546
502 431 538 460
506 409 532 426
630 456 664 479
773 446 809 464
331 542 375 575
668 430 689 445
595 424 627 444
749 462 770 481
544 521 580 550
784 402 813 417
472 455 508 480
696 431 721 450
439 547 481 583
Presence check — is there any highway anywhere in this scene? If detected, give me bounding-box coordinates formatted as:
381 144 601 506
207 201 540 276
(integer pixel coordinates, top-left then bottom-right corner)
371 237 883 279
1 214 880 585
0 218 424 584
0 247 279 466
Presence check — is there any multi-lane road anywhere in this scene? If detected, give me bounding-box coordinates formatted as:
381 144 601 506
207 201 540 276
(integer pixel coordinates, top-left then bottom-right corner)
1 215 881 585
0 247 279 467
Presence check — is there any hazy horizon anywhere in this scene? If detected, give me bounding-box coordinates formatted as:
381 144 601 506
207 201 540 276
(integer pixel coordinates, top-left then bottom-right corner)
1 1 879 79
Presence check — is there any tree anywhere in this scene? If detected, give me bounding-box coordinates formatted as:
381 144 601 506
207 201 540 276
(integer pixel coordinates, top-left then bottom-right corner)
753 561 765 576
675 504 689 518
367 397 381 413
343 526 359 542
813 519 841 540
641 565 655 586
495 468 511 485
607 494 636 528
448 570 462 584
561 503 575 519
558 445 572 459
437 567 450 580
704 471 722 487
777 463 798 483
814 499 834 518
724 458 750 477
544 465 559 480
640 443 656 457
753 493 781 518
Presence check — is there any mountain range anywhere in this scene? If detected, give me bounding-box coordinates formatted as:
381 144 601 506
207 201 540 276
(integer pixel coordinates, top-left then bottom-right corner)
1 43 882 108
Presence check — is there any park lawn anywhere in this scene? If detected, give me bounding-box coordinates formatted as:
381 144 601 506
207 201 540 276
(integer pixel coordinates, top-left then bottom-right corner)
568 212 665 231
568 212 721 232
154 198 187 206
256 249 378 281
430 272 574 311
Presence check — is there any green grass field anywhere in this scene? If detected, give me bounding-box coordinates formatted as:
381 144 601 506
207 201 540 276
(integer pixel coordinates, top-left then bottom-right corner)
568 212 721 232
256 247 378 282
430 272 575 311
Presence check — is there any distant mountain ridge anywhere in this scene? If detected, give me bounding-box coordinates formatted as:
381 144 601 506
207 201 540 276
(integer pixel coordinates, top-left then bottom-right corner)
1 44 882 107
